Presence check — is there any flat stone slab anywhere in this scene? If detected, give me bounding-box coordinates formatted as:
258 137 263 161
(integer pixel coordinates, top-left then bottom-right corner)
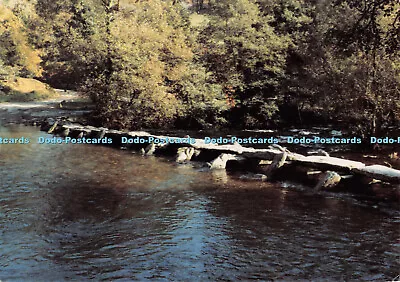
59 124 400 185
295 156 366 170
127 131 152 137
241 149 284 159
354 165 400 183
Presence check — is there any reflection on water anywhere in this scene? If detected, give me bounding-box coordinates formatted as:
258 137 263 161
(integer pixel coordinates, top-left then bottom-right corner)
0 125 399 281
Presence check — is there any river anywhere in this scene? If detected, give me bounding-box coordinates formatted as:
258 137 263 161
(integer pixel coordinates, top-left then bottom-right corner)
0 124 399 281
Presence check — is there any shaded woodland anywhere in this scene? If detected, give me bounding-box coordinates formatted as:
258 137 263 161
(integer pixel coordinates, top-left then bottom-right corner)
0 0 399 135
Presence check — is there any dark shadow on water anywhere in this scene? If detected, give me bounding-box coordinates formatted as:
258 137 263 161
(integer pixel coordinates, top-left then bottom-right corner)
200 188 400 281
0 125 399 281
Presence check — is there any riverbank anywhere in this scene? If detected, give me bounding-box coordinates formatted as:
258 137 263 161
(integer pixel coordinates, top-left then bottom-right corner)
34 118 399 203
1 94 399 203
0 89 93 125
0 77 59 102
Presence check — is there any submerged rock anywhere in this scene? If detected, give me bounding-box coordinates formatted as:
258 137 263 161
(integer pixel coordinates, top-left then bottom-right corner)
208 153 238 170
314 171 341 191
175 147 200 163
142 143 156 156
239 173 268 181
60 127 70 137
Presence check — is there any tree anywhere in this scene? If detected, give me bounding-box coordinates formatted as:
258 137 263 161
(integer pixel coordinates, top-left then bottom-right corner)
0 4 42 78
34 0 105 89
83 0 227 129
200 0 291 127
329 0 400 134
276 0 399 134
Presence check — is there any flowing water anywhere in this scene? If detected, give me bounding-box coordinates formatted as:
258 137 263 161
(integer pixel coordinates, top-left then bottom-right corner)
0 125 399 281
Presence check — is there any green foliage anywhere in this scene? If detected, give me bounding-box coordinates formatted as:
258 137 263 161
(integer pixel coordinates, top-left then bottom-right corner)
33 0 103 89
0 4 42 78
2 0 396 133
257 0 312 36
0 58 15 80
202 0 290 88
331 0 399 56
199 0 292 127
279 0 399 134
81 0 227 129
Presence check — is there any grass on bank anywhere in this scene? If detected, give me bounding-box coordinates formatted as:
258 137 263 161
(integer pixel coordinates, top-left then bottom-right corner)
0 77 59 102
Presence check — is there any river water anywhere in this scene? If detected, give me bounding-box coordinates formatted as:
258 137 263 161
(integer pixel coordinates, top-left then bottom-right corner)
0 125 399 281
